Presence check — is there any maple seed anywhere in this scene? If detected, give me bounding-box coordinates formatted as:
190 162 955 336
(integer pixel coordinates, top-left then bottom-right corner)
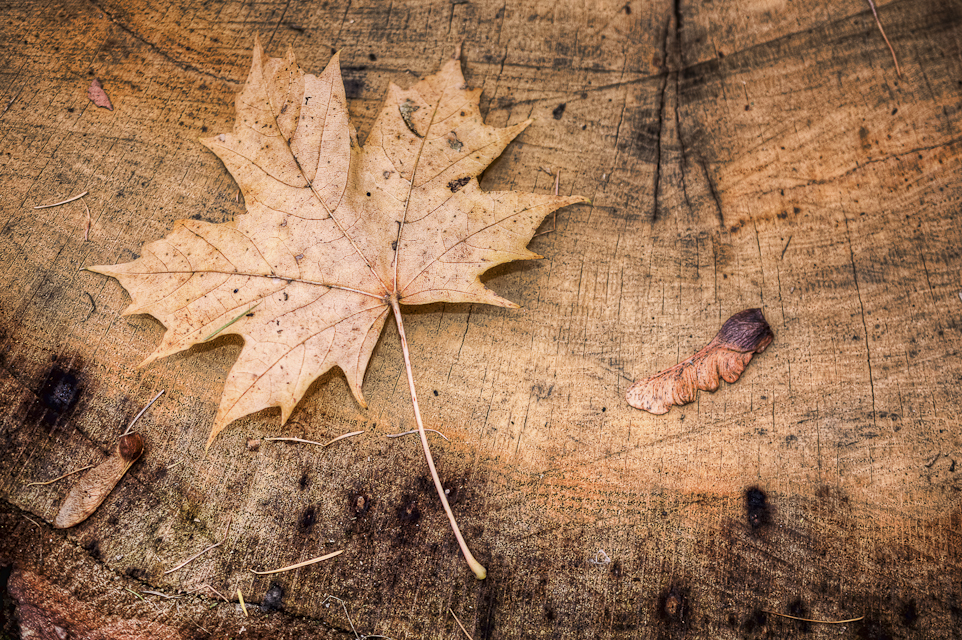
626 309 774 414
54 433 144 528
86 40 586 578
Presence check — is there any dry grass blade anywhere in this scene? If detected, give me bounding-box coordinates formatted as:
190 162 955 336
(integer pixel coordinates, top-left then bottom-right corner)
250 549 344 575
33 191 89 209
449 608 475 640
238 589 248 617
24 464 95 487
763 610 865 624
163 542 221 575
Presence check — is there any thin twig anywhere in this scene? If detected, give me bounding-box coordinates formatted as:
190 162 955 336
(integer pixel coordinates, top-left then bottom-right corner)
22 515 42 528
238 589 248 617
389 298 486 580
202 302 261 341
24 464 95 487
163 541 221 575
385 429 449 441
81 196 91 241
866 0 901 77
763 610 865 624
121 389 165 436
449 608 475 640
249 549 343 575
265 431 364 448
33 191 89 209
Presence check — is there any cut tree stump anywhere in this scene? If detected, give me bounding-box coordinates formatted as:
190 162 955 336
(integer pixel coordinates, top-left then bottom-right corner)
1 0 960 638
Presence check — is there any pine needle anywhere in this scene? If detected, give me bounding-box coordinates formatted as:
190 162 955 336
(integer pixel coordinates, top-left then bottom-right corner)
866 0 901 77
33 191 89 209
202 303 261 341
449 608 475 640
121 389 165 436
250 549 343 575
385 429 449 441
163 541 221 575
764 610 864 624
24 464 95 487
265 431 364 447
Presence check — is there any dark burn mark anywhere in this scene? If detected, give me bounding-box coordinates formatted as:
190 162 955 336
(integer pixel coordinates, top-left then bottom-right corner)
745 486 770 529
787 598 811 632
261 583 284 612
125 566 147 580
298 472 309 490
398 498 421 525
657 585 689 626
40 366 82 414
448 176 470 192
900 599 918 627
740 609 767 633
82 538 101 560
300 506 316 530
351 492 372 517
552 103 567 119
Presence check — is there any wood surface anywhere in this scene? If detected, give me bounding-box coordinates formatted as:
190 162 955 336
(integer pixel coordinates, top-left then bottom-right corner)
1 0 961 638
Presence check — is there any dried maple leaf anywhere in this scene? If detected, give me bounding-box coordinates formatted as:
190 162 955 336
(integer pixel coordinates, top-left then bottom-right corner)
88 41 585 578
625 309 773 414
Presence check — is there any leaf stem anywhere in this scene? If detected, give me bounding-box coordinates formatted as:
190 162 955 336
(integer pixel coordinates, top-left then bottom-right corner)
389 297 486 580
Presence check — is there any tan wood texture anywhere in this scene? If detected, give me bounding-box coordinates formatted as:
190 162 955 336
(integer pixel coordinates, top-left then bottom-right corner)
1 0 960 637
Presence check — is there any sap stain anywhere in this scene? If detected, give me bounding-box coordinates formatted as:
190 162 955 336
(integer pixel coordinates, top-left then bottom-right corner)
39 366 82 414
744 486 770 529
261 583 284 612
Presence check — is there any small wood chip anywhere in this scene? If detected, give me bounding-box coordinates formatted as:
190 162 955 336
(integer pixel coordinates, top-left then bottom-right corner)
250 549 344 575
88 78 114 110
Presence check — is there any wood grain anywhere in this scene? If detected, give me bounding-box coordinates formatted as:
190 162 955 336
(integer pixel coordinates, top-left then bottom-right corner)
1 0 960 638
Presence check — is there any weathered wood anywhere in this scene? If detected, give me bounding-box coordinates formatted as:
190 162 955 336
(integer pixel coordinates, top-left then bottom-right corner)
2 0 961 638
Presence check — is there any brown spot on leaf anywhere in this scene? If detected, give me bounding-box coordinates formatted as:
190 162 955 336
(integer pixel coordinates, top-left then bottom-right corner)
448 176 470 192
